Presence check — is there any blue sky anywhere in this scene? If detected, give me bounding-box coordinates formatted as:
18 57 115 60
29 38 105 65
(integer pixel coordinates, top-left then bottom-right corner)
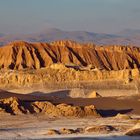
0 0 140 34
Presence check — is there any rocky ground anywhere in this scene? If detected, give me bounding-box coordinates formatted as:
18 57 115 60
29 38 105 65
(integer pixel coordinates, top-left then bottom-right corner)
0 88 140 139
0 113 140 140
0 41 140 139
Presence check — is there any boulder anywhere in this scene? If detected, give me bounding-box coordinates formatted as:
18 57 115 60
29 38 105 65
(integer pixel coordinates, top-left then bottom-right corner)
69 88 86 98
125 123 140 136
115 113 132 120
85 125 115 133
59 128 76 134
47 129 60 135
87 91 102 98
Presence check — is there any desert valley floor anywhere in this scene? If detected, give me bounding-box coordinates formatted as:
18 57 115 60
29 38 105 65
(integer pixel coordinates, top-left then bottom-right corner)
1 85 140 139
1 41 140 139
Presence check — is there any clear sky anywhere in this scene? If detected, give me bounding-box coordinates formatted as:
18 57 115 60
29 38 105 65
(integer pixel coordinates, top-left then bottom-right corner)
0 0 140 34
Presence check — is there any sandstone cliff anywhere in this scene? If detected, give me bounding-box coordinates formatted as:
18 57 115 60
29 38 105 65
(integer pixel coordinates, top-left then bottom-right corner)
0 67 139 88
0 40 140 70
0 40 139 88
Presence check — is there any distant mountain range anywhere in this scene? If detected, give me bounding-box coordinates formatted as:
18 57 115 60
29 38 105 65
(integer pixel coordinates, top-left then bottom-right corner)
0 28 140 46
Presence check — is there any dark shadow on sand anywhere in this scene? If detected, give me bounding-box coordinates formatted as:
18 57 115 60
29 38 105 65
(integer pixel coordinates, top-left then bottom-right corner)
29 90 71 98
98 109 133 117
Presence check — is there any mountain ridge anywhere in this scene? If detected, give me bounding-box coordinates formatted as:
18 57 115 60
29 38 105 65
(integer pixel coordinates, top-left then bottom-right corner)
0 40 140 70
1 28 140 46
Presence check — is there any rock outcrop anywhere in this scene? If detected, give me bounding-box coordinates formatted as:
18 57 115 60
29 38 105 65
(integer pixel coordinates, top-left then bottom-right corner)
87 91 102 98
0 97 27 115
69 88 86 98
0 40 140 70
84 125 116 133
59 128 76 134
46 127 84 135
125 123 140 136
115 113 132 120
0 97 100 117
0 40 139 88
46 129 60 135
46 125 116 135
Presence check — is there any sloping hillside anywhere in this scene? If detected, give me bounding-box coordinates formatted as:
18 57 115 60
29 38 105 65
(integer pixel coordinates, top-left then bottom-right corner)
1 28 140 46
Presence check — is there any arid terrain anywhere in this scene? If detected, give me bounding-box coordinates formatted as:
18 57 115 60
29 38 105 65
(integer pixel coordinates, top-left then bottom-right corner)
0 40 140 139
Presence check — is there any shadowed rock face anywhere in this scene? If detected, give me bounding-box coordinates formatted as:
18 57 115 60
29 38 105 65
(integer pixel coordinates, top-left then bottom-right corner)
0 40 140 70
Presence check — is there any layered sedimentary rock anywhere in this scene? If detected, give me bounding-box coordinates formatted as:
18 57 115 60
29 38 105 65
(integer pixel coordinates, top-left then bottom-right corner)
0 67 139 88
0 40 139 88
0 40 140 70
0 97 100 117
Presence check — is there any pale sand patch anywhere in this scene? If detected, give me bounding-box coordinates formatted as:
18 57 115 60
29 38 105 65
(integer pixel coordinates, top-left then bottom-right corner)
7 88 139 98
0 114 139 139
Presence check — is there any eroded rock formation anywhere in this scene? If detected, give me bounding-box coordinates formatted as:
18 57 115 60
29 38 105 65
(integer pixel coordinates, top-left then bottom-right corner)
0 97 100 117
0 40 140 70
0 67 139 88
0 40 139 88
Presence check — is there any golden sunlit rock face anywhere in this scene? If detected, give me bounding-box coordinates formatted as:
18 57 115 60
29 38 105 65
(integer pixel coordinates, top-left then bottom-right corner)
0 40 140 70
0 97 100 117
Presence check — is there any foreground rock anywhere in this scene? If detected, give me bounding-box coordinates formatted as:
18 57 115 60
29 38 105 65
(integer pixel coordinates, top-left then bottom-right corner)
84 125 116 134
59 128 76 134
47 128 84 135
0 97 27 115
87 91 102 98
69 89 102 98
0 97 100 117
125 123 140 136
46 125 117 135
115 113 132 120
47 129 60 135
69 88 86 98
0 108 7 114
